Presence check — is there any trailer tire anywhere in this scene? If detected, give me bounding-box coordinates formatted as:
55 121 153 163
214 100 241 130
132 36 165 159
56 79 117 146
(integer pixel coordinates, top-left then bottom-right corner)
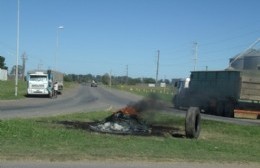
216 101 224 116
224 102 234 118
185 107 201 139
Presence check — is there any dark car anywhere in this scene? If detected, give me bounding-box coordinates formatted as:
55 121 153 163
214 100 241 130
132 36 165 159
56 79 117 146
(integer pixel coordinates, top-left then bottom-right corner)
91 81 98 87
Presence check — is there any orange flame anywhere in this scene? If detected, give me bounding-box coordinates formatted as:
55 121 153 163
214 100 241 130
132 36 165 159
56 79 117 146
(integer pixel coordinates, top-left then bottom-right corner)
117 106 138 116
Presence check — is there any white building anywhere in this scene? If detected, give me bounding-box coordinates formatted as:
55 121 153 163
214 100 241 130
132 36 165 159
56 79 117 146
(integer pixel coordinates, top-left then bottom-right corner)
0 68 8 81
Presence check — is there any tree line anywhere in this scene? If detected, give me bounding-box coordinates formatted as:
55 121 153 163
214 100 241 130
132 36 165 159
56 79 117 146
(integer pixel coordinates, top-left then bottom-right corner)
64 73 171 85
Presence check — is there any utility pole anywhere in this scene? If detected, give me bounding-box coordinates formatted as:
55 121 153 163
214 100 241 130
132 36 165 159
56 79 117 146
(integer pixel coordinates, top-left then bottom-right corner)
15 0 20 96
193 42 198 71
156 50 160 85
21 52 27 80
109 70 112 88
125 64 128 85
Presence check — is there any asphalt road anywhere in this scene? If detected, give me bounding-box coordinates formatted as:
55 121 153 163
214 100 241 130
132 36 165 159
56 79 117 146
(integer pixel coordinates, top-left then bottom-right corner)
0 84 142 119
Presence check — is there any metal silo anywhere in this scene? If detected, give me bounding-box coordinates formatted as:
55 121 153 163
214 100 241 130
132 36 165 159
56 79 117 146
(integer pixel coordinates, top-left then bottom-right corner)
229 56 244 70
243 50 260 70
228 38 260 70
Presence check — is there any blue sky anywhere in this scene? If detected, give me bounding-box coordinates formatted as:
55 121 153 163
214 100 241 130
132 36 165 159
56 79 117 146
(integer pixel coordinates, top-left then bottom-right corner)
1 0 260 79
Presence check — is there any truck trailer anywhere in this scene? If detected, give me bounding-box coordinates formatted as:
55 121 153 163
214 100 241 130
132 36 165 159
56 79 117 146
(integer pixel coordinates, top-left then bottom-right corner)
173 70 260 119
27 70 64 97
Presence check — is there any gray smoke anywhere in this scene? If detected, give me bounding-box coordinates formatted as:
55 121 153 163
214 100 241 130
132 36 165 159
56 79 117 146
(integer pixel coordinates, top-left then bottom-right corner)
128 93 165 113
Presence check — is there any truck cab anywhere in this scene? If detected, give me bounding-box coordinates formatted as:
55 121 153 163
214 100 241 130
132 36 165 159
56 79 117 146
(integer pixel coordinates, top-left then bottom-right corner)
27 71 50 96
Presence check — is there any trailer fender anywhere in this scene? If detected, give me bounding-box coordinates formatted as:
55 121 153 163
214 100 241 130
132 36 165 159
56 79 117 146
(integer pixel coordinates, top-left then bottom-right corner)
185 107 201 139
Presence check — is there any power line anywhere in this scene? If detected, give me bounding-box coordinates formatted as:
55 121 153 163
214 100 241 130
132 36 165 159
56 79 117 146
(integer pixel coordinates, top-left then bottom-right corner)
200 28 260 47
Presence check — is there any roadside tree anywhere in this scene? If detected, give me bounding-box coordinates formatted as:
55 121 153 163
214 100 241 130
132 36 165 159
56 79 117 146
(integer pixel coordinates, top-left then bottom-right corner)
0 56 8 70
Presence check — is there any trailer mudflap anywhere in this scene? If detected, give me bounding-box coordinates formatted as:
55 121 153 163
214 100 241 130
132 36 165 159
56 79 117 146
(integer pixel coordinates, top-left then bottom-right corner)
234 109 260 119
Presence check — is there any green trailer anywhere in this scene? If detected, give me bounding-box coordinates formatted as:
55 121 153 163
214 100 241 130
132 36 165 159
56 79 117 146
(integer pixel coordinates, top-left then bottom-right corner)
174 70 260 118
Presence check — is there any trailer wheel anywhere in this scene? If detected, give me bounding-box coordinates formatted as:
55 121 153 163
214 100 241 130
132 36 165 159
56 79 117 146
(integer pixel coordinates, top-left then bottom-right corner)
224 102 234 118
185 107 201 139
216 101 224 116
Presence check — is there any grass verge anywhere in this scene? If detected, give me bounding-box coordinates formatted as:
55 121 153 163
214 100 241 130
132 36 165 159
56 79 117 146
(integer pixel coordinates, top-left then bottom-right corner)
0 111 259 163
0 80 27 100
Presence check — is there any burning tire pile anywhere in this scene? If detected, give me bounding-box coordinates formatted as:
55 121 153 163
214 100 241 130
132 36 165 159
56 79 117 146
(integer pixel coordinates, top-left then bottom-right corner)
89 95 201 139
90 107 151 135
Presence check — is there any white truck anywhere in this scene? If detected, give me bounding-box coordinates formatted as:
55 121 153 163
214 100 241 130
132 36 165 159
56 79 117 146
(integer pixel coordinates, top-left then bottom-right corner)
27 70 64 97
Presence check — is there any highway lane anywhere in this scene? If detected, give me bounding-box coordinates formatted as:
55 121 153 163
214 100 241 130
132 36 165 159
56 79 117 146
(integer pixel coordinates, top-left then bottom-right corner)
0 85 142 119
